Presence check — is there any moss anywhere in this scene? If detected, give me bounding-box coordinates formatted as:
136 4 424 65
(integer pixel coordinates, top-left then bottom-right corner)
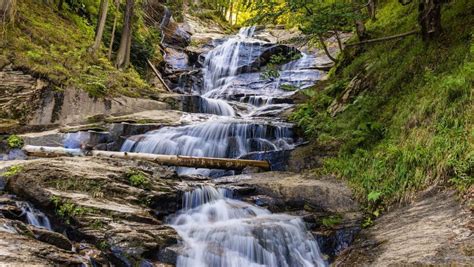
321 214 342 229
3 165 24 177
6 135 24 149
291 0 474 208
1 0 162 103
50 196 94 224
127 170 150 189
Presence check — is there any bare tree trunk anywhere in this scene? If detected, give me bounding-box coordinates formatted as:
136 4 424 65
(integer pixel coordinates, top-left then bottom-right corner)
0 0 15 23
227 0 233 23
57 0 64 10
317 34 337 62
91 0 109 54
108 0 120 60
418 0 442 41
351 0 368 40
116 0 134 69
334 30 344 52
367 0 376 20
234 0 240 26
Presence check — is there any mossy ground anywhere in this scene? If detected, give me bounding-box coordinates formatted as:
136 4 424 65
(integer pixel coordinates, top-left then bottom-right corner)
0 0 160 98
291 0 473 211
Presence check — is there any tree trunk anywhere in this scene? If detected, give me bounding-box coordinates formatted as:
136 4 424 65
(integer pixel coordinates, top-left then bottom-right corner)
368 0 376 21
418 0 442 41
57 0 64 10
227 0 233 23
91 0 109 54
22 145 271 171
351 0 368 40
0 0 15 23
317 34 337 62
334 30 344 52
108 0 120 60
115 0 134 69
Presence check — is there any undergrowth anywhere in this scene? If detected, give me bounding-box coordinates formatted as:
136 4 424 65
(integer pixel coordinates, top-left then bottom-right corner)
0 0 161 99
291 0 473 212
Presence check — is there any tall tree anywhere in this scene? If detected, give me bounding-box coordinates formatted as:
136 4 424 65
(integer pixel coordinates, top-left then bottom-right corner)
108 0 120 60
399 0 444 41
351 0 367 40
116 0 134 69
91 0 109 54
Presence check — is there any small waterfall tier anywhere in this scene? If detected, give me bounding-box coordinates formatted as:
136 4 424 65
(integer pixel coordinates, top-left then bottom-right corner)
169 186 327 267
121 119 295 159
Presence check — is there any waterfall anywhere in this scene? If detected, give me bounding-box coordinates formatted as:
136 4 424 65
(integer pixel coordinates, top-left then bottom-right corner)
169 186 327 267
121 120 294 158
17 202 52 230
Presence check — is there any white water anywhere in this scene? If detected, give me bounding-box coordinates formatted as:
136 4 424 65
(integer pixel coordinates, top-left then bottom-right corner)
121 26 315 175
17 201 52 230
121 26 330 266
169 186 327 267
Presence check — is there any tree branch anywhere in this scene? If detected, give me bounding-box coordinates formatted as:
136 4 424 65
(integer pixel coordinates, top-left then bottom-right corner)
345 30 419 47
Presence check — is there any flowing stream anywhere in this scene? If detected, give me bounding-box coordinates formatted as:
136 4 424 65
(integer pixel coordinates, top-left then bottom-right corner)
122 26 328 266
169 186 326 267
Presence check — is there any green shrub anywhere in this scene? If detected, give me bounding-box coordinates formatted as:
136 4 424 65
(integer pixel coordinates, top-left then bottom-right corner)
127 170 150 188
7 135 24 149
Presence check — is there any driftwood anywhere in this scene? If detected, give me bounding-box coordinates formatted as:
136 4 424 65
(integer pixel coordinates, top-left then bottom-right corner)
147 59 172 92
345 30 419 47
22 145 271 171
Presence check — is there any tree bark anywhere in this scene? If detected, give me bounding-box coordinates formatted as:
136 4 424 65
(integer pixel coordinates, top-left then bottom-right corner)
115 0 134 69
367 0 376 21
418 0 442 41
91 0 109 54
351 0 368 40
317 34 337 62
0 0 15 23
108 0 120 60
334 30 344 52
22 145 271 171
57 0 64 10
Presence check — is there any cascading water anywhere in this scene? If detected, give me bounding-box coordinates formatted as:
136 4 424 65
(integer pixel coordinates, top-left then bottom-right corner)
169 186 327 267
121 26 324 174
16 202 52 230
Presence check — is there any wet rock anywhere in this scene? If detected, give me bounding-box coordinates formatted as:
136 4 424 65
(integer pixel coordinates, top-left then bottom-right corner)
216 172 360 214
334 188 474 266
0 228 87 266
3 157 183 265
29 225 73 250
29 87 169 126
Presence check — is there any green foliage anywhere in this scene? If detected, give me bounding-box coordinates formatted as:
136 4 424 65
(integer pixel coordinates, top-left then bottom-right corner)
6 135 24 149
291 0 474 207
1 0 156 106
51 196 93 224
280 84 299 91
321 214 342 228
261 51 302 80
127 170 150 188
3 165 24 177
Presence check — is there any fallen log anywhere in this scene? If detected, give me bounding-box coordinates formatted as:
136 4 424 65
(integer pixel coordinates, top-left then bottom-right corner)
22 145 271 171
147 59 172 92
345 30 419 47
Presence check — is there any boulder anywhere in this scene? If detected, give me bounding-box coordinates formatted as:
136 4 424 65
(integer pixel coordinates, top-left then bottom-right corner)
4 157 183 265
334 188 474 266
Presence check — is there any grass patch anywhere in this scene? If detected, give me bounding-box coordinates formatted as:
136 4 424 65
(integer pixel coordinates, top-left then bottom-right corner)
50 196 94 224
0 0 161 100
291 0 474 209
